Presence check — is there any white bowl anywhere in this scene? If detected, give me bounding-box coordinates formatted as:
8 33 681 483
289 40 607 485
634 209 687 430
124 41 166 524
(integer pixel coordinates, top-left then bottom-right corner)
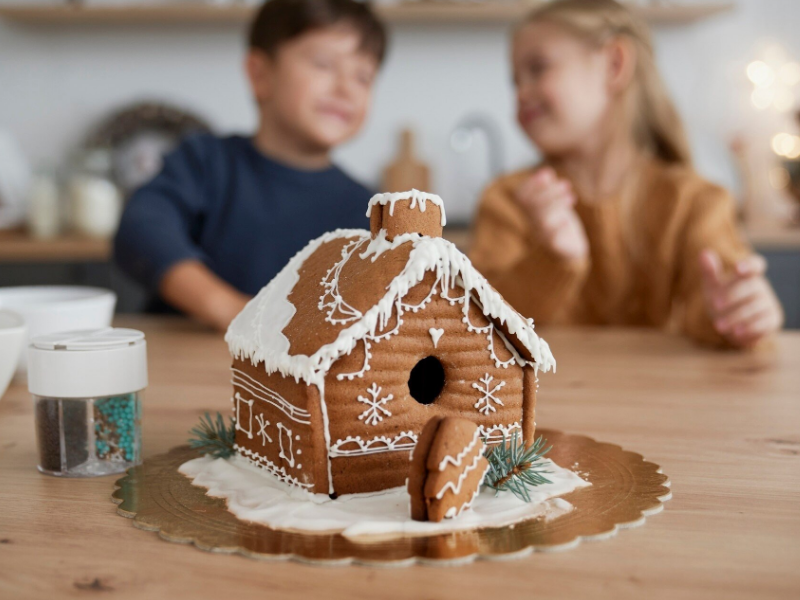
0 310 26 400
0 286 116 374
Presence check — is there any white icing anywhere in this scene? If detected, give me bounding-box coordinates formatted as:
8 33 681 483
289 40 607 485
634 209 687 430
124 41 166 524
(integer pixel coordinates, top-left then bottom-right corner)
225 228 366 386
433 452 487 500
366 189 447 227
226 230 555 388
330 431 418 458
234 444 313 489
277 423 298 469
234 394 254 440
254 413 272 445
428 327 444 348
356 383 394 426
449 480 485 519
231 368 311 425
179 455 590 540
316 380 334 495
437 428 481 471
479 422 522 444
359 229 421 263
473 373 506 415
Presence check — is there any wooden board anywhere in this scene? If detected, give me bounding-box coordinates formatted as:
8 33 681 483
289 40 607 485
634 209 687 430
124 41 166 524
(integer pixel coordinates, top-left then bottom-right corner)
0 2 735 26
0 317 798 598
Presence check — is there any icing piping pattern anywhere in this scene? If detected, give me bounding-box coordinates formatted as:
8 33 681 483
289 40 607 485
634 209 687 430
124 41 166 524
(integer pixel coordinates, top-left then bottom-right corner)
357 383 394 426
479 422 521 445
234 393 253 440
429 327 444 348
225 229 556 389
434 453 488 500
277 423 301 470
437 428 481 471
365 189 447 226
231 368 311 425
255 413 272 446
329 431 418 458
472 374 506 415
322 251 523 382
235 444 312 489
443 477 488 519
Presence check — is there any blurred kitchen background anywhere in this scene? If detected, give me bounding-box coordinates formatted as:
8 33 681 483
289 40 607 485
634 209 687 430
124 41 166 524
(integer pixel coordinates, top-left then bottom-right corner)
0 0 799 326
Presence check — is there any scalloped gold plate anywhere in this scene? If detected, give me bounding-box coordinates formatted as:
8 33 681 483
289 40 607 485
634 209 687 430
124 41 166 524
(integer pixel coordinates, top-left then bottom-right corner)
111 429 670 566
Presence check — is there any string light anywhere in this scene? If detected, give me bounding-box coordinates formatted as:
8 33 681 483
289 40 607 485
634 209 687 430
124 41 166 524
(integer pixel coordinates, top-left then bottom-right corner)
771 133 800 159
746 46 798 112
747 61 774 88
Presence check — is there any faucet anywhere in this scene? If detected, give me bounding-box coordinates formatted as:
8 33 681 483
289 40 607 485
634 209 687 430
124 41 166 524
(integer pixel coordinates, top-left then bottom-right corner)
449 112 505 179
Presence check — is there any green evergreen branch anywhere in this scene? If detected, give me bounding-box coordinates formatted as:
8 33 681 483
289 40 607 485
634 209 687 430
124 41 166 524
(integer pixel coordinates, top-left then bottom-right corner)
483 433 553 502
188 411 236 459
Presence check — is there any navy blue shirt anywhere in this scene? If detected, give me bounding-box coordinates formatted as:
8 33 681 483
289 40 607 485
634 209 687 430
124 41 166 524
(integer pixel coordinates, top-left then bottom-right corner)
114 134 371 307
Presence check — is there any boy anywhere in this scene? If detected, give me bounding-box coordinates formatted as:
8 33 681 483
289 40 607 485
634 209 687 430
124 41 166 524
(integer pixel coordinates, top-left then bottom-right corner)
114 0 387 330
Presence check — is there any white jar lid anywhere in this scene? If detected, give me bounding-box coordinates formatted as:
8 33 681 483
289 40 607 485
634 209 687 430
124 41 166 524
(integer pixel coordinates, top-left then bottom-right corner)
28 328 148 398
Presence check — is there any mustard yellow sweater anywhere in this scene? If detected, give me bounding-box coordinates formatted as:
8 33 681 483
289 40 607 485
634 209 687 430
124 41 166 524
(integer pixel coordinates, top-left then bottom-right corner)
469 159 751 347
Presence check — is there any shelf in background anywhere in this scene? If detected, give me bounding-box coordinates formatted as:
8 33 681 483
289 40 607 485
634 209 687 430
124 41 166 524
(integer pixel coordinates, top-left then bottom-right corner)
0 2 735 26
0 230 111 263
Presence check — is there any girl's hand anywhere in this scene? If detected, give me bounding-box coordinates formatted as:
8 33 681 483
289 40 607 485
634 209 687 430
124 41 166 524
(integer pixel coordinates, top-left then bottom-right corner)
699 249 784 347
515 167 589 261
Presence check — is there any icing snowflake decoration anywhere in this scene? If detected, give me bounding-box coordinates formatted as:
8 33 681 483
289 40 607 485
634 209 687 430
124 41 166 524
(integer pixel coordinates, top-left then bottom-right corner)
473 374 506 415
357 383 394 426
255 413 272 446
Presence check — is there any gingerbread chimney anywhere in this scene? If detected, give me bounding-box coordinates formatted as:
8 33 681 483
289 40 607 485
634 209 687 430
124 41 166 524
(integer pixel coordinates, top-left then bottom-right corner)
367 190 446 241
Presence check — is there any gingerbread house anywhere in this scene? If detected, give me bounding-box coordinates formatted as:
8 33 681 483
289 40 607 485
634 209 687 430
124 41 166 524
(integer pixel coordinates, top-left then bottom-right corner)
225 191 555 496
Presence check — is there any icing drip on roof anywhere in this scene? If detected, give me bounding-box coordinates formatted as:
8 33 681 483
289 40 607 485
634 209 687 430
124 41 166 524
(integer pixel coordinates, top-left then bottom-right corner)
226 229 556 386
366 190 447 226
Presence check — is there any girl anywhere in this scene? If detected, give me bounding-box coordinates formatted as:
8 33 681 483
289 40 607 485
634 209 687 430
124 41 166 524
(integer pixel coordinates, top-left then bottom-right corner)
470 0 783 348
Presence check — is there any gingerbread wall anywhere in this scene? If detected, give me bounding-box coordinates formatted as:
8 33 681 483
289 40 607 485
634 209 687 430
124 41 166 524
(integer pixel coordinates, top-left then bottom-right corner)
231 358 328 493
323 273 528 495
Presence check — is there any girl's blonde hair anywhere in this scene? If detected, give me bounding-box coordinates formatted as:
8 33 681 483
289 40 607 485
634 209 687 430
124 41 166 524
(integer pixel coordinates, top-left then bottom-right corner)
525 0 692 166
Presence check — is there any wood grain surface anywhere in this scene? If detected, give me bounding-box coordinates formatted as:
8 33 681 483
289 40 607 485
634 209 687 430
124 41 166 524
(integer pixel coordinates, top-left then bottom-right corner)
0 316 798 599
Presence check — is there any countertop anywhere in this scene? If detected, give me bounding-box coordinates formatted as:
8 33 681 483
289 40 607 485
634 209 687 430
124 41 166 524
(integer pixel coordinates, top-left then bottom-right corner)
0 317 798 599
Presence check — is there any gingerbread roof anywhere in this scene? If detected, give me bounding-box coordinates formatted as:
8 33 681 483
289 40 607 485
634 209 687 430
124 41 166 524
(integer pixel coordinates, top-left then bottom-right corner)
226 191 556 387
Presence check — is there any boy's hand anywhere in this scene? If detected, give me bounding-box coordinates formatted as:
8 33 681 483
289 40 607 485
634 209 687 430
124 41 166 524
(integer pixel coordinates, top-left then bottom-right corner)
515 167 589 261
161 260 251 332
699 249 783 347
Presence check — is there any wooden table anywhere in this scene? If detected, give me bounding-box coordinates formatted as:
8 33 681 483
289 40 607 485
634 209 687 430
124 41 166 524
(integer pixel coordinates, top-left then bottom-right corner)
1 317 798 599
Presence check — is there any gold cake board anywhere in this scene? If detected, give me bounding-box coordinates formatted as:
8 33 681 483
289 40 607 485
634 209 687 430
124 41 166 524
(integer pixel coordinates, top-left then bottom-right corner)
111 429 671 566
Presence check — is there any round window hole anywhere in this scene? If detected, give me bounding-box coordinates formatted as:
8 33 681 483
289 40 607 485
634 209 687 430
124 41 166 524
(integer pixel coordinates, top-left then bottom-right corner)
408 356 445 405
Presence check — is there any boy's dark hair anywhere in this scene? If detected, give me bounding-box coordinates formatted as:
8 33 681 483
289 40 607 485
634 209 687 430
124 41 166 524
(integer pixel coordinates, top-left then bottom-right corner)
249 0 388 65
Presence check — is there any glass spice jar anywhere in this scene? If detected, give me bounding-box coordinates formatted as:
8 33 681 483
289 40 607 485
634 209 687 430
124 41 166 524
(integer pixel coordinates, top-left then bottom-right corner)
27 328 147 477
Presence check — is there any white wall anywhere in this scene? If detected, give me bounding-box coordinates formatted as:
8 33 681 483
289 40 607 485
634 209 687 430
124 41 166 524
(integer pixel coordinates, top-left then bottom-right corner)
1 0 799 224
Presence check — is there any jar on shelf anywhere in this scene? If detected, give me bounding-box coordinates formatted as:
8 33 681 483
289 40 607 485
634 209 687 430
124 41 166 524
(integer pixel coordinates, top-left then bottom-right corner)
28 328 147 477
67 148 122 239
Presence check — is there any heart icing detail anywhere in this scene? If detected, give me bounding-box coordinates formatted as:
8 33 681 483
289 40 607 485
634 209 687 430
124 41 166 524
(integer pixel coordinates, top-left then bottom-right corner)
429 328 444 348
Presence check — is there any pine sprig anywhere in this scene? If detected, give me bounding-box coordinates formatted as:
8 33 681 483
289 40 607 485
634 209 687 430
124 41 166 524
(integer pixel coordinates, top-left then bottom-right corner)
188 411 236 459
483 434 553 502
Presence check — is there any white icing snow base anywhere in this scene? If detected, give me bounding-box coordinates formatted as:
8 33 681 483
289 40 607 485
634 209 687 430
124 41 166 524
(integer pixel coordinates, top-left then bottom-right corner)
179 455 590 541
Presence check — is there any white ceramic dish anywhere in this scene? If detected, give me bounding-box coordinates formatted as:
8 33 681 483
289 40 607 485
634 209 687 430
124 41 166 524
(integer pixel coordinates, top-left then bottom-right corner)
0 310 26 400
0 286 116 374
